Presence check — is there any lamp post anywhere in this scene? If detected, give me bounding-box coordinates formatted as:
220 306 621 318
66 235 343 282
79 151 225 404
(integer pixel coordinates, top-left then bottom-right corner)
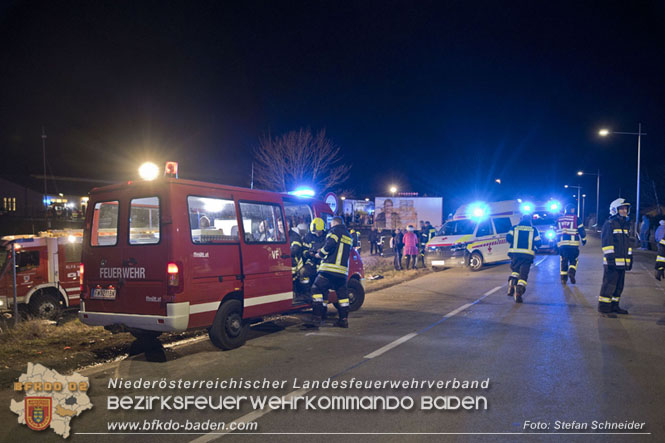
598 123 646 234
577 170 600 227
582 194 586 224
564 184 582 216
389 186 397 197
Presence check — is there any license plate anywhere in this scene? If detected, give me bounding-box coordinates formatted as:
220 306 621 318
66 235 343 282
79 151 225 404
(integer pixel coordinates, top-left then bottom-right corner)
432 260 446 266
91 288 116 300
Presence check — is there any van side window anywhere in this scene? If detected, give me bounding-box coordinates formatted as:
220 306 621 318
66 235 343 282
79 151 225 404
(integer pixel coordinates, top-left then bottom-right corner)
284 202 313 234
476 219 493 237
187 196 239 243
91 201 119 246
17 250 39 272
239 202 286 243
493 217 512 234
129 197 160 245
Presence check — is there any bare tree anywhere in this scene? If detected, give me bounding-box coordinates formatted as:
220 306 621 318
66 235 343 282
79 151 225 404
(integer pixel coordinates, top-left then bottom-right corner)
253 128 351 194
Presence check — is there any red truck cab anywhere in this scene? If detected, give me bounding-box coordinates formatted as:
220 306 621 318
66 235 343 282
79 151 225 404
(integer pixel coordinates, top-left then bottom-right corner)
79 176 364 349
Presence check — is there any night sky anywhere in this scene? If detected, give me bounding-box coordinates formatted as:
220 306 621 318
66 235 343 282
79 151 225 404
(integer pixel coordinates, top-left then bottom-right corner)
1 0 664 215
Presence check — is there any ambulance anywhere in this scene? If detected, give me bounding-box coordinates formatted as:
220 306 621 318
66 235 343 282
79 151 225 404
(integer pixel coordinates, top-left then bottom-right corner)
424 200 522 271
78 163 365 350
0 230 83 319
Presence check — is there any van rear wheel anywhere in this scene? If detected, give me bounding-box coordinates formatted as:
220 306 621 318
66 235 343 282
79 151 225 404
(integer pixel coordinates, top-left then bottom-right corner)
209 299 248 350
347 279 365 312
468 252 484 272
29 292 62 320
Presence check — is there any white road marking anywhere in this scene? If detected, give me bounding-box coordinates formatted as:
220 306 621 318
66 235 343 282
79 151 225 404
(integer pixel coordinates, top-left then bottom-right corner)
363 333 418 359
534 256 548 266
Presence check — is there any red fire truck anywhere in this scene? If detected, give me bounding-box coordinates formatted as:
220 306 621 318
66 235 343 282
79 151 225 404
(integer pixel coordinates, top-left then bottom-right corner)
79 170 365 349
0 230 83 319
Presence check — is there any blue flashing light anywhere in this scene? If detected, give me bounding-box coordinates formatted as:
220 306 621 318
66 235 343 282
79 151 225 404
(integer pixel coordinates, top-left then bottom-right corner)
546 229 556 239
288 187 316 198
520 202 534 214
547 199 561 213
467 202 490 221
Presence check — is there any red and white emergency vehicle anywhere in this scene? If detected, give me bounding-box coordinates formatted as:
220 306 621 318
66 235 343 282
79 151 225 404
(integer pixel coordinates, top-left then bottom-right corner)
78 166 365 350
424 200 522 271
0 230 83 319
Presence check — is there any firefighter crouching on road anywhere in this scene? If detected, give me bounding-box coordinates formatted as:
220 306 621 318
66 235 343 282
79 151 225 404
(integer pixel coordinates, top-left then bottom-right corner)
656 234 665 281
305 216 352 329
598 198 633 316
300 217 327 288
557 204 587 284
506 214 541 303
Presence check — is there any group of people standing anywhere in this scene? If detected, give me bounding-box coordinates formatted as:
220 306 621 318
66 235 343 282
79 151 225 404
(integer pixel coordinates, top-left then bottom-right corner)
389 221 437 270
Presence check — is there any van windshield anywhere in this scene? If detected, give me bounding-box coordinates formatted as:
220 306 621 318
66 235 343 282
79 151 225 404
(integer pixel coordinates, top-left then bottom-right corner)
440 219 476 236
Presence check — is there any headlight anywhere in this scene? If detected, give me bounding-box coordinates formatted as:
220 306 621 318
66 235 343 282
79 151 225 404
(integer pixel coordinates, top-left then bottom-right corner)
546 230 556 239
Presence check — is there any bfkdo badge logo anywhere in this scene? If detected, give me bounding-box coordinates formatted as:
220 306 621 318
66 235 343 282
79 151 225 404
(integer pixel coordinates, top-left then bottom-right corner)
25 397 52 431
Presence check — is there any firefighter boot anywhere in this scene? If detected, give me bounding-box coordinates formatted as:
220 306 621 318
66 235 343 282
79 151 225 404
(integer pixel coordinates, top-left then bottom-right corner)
611 302 629 315
336 317 349 328
514 285 525 304
561 274 568 284
507 278 516 297
568 268 576 284
598 302 617 318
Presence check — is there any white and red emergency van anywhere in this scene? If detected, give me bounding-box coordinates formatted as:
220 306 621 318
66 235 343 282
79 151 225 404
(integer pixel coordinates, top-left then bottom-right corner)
78 169 365 350
424 200 521 271
0 230 83 318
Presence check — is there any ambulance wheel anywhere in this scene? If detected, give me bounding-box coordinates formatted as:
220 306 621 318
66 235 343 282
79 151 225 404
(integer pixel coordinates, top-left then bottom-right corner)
209 299 248 350
29 291 62 320
347 279 365 312
469 252 484 272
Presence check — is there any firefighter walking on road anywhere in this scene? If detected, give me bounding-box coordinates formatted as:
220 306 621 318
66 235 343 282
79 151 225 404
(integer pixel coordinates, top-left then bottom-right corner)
655 233 665 281
598 198 633 317
305 216 353 329
557 204 587 284
506 213 541 303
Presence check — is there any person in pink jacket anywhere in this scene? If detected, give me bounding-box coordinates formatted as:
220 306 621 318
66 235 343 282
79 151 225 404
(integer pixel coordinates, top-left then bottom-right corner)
403 225 419 270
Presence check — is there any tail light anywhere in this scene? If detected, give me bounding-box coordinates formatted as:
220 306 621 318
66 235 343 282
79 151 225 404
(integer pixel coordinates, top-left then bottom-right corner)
166 261 183 299
79 263 85 294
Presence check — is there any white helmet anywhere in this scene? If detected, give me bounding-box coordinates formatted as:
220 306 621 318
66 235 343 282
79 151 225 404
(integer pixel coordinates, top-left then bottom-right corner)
609 198 631 216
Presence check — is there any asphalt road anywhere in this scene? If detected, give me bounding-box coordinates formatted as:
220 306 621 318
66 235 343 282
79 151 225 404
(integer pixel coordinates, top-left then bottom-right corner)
3 236 665 443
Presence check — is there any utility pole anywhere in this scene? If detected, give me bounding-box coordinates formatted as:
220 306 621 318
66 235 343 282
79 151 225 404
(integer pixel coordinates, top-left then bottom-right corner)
250 162 254 189
41 127 47 208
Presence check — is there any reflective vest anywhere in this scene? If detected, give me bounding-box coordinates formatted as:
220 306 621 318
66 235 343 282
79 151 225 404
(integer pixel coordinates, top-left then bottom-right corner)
289 228 303 276
556 214 586 247
656 238 665 270
319 224 352 277
601 215 632 269
507 223 541 256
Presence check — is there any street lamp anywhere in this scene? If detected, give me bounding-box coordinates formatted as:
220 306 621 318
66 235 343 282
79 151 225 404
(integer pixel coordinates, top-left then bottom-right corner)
564 184 582 216
495 179 501 184
138 162 159 181
582 194 586 223
389 186 397 197
598 123 646 233
577 170 601 227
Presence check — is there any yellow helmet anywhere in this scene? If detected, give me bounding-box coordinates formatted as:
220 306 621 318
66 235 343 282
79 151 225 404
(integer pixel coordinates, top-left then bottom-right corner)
310 217 325 233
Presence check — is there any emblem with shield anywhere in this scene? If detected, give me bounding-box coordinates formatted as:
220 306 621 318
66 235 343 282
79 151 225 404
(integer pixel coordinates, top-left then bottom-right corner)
25 397 52 431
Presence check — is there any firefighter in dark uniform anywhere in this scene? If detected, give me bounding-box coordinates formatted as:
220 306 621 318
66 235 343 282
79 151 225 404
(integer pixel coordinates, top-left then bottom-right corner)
598 198 633 316
556 204 587 284
305 216 352 329
288 220 305 294
506 214 541 303
655 234 665 281
418 221 437 267
301 218 326 288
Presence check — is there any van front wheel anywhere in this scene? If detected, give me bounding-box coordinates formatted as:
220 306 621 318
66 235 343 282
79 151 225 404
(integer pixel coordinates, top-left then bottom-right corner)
468 252 484 272
209 299 248 350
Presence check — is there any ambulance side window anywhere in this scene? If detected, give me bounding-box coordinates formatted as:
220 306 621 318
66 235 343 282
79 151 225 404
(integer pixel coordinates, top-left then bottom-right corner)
476 219 493 237
91 201 119 246
239 202 286 243
187 196 239 243
17 250 39 272
129 197 160 245
493 217 512 234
